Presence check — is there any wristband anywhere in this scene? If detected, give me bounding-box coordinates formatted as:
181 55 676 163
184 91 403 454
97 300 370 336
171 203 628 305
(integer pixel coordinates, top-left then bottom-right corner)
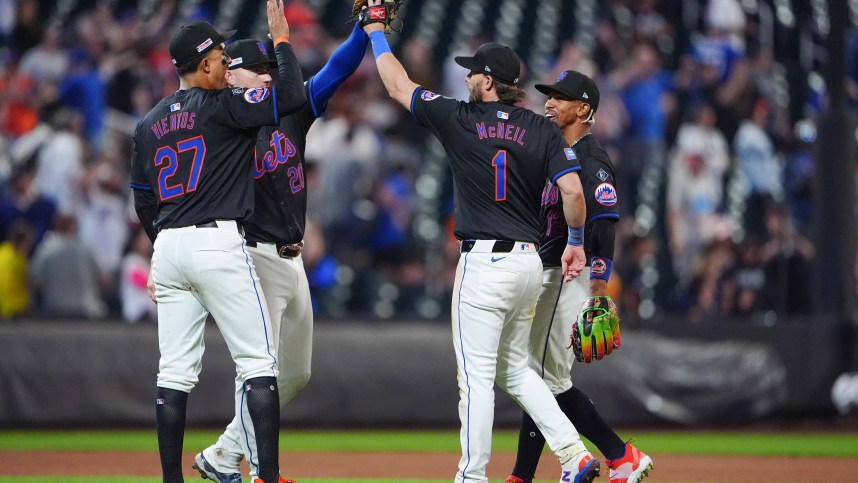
369 30 391 58
274 36 289 45
589 257 613 282
567 225 584 246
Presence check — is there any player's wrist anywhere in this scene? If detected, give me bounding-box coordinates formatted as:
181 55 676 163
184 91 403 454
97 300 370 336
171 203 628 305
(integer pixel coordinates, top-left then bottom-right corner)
567 225 584 246
369 30 391 58
589 257 612 282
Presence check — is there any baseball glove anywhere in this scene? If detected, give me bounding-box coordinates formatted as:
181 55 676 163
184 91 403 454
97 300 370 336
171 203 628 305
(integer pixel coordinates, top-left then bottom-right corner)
353 0 404 33
571 296 621 363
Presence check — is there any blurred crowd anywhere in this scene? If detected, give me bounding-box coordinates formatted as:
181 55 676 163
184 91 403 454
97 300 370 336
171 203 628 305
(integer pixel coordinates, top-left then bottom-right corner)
0 0 852 323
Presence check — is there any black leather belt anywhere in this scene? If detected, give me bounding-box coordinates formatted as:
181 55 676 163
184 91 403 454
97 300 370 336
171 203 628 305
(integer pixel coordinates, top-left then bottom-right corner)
460 240 517 253
193 220 244 235
246 240 303 259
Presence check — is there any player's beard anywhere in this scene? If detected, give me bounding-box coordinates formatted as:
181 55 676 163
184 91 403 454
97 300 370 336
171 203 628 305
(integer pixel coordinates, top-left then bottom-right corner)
468 83 483 103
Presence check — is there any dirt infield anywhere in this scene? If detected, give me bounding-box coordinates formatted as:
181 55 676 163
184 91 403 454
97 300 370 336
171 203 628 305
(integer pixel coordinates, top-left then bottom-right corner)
2 450 858 482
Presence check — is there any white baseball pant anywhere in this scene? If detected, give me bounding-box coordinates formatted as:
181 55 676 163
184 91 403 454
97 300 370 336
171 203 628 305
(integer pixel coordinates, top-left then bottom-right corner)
451 240 585 483
529 267 590 394
152 220 278 393
207 242 313 476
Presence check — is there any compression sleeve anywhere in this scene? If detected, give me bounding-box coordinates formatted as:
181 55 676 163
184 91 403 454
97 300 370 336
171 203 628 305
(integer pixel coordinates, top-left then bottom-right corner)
588 218 617 260
273 42 308 118
133 189 159 243
308 23 369 117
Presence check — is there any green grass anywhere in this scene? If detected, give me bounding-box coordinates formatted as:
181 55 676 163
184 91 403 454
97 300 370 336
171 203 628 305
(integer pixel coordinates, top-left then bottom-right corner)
0 480 457 483
1 429 856 483
1 429 857 457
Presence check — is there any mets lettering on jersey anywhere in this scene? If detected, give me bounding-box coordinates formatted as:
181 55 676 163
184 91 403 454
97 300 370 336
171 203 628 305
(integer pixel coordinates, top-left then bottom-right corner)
475 121 526 145
540 182 559 206
255 129 297 178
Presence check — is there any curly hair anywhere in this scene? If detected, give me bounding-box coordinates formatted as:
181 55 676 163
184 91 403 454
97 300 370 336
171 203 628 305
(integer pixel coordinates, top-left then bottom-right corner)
495 82 526 105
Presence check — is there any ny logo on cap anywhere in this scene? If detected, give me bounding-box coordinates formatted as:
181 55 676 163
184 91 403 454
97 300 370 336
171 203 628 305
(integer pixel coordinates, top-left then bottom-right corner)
257 41 267 55
557 71 568 81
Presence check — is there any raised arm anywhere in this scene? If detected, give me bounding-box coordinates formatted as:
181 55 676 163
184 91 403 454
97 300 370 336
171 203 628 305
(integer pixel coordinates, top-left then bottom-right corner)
267 0 307 116
308 23 369 116
363 22 420 110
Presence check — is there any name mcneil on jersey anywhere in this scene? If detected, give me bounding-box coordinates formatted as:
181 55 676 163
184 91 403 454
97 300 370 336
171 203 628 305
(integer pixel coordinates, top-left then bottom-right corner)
150 111 196 140
254 129 297 179
475 121 526 145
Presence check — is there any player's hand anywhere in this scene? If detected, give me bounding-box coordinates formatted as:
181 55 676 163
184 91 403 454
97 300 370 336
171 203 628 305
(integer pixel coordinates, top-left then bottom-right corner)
561 244 586 281
362 22 385 34
147 268 156 303
267 0 290 41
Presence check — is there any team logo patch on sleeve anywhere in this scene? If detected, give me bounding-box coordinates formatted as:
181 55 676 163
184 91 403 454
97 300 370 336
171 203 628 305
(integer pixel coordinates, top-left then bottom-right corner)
420 90 440 101
564 147 577 160
244 87 270 103
591 258 608 276
497 111 509 120
594 182 618 206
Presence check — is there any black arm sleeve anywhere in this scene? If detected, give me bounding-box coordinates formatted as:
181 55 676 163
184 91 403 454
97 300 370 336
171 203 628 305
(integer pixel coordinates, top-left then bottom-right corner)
133 189 159 243
274 42 307 117
588 218 617 260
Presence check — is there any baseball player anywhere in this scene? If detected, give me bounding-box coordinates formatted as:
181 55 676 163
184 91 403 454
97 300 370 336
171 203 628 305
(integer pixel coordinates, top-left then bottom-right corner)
359 4 600 482
505 71 653 483
128 2 305 483
191 23 370 483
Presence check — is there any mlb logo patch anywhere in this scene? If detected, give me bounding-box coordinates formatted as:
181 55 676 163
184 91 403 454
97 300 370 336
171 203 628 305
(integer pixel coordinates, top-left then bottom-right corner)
170 103 181 112
196 37 213 53
243 87 270 104
497 111 509 120
229 57 243 68
564 147 577 160
594 183 618 206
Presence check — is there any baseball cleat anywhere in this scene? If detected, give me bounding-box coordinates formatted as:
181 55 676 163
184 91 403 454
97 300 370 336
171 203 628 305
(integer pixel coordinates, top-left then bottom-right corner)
505 475 528 483
193 452 242 483
251 476 296 483
559 447 600 483
606 442 653 483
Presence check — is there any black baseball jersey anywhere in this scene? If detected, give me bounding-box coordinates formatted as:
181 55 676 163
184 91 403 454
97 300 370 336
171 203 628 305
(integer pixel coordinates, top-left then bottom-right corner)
411 88 581 243
539 133 619 267
243 82 315 245
130 43 305 234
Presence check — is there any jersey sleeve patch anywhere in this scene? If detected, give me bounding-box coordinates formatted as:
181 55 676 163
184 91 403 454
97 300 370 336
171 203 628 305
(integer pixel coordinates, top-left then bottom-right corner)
564 147 577 160
420 90 441 101
244 87 271 104
594 182 618 206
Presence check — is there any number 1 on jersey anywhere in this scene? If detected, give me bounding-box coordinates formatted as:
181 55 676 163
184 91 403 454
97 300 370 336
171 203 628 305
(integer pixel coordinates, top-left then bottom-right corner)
492 149 507 201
